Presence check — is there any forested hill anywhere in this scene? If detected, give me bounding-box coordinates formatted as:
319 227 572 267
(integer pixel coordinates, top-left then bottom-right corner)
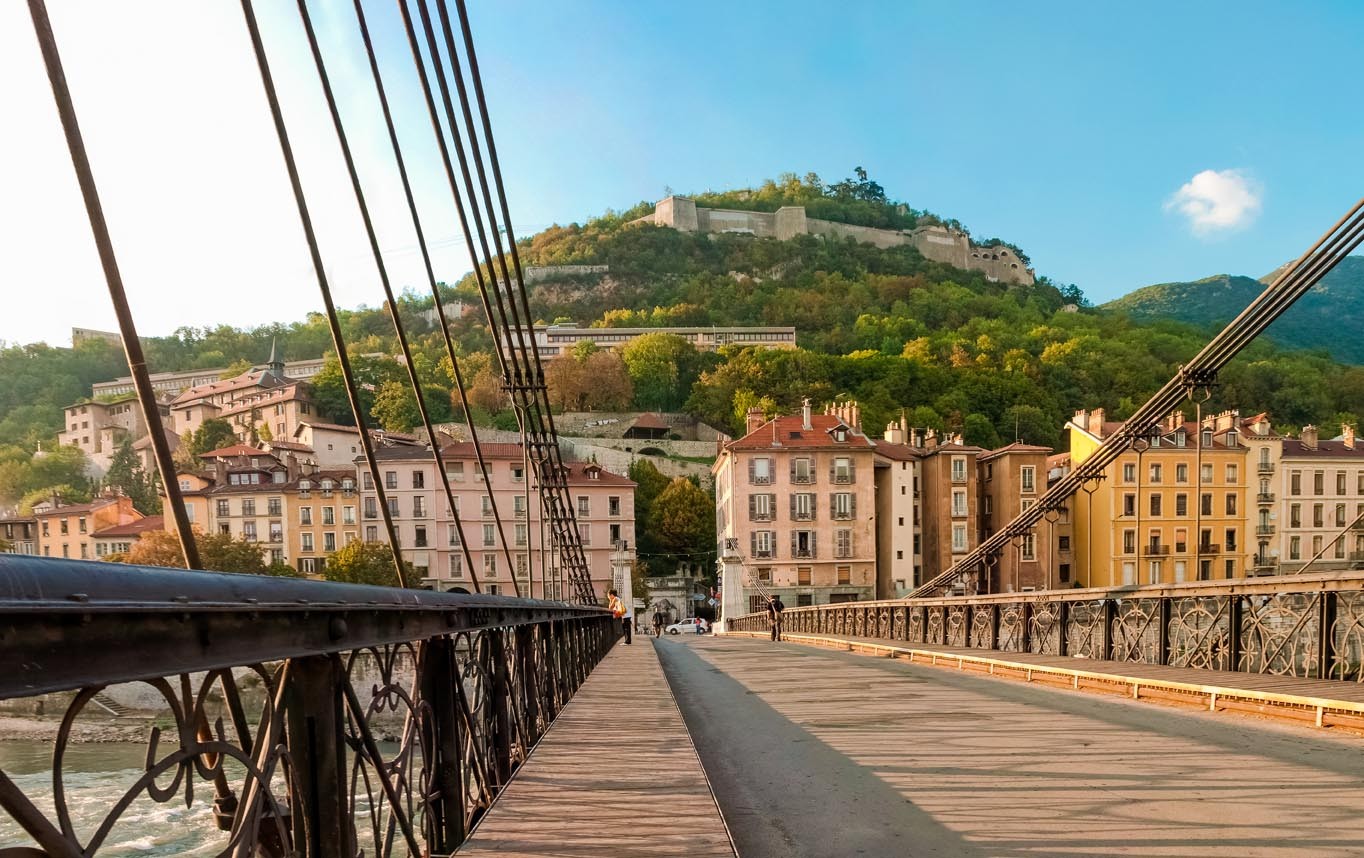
1102 257 1364 363
5 174 1364 481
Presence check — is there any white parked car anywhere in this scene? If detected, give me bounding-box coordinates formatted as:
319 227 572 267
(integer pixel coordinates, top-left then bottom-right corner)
665 617 710 635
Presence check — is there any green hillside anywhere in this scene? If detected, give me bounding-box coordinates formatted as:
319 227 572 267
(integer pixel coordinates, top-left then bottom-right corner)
1102 257 1364 363
6 173 1364 512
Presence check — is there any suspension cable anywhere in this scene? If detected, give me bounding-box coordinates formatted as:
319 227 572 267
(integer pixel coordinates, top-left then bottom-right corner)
294 0 489 595
400 0 595 603
443 0 596 601
239 0 407 587
26 0 201 570
392 0 528 596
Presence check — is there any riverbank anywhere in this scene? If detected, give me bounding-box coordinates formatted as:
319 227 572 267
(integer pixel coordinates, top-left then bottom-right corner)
0 715 151 744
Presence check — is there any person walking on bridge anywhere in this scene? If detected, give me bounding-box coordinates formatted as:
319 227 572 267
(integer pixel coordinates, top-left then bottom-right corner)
652 611 665 638
608 589 632 645
767 594 785 642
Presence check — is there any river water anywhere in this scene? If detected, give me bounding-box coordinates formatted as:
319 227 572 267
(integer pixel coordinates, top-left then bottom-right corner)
0 742 225 855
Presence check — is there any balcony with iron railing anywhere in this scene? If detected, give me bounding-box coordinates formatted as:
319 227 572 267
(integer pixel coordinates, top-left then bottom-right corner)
1198 543 1221 554
1257 492 1275 504
1146 544 1170 556
1258 462 1275 474
1257 524 1275 536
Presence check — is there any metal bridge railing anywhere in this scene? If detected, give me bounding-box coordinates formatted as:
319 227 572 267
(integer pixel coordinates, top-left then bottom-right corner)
731 572 1364 682
0 556 617 857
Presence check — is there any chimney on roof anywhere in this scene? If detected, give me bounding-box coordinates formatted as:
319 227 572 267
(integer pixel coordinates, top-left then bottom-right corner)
746 407 765 435
884 422 904 444
214 456 227 485
1302 424 1318 450
286 452 300 483
1344 424 1356 450
1088 408 1105 436
801 398 812 431
1168 410 1184 432
925 428 938 450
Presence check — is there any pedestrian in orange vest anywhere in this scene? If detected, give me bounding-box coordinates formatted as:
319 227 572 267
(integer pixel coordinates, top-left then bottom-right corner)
608 588 632 644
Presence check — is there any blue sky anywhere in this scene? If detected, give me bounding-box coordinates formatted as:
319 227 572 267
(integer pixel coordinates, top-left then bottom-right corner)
3 1 1362 346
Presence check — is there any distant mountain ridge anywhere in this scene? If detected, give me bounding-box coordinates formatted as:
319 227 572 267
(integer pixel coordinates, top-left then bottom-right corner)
1103 256 1364 364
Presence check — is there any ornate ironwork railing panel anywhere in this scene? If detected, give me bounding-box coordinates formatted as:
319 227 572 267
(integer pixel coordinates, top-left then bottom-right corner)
0 557 616 858
1028 599 1064 655
1239 592 1321 677
1331 591 1364 682
1110 598 1163 665
997 601 1027 653
1065 599 1109 660
1167 596 1231 670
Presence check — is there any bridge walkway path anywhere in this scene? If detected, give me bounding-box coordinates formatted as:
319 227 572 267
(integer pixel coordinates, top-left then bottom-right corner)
456 637 735 857
659 634 1364 858
725 630 1364 729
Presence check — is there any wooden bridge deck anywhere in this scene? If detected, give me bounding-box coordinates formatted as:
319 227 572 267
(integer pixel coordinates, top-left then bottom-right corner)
456 638 735 857
723 630 1364 730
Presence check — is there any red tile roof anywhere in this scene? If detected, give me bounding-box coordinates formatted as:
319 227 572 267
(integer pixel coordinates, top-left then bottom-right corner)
200 444 272 459
979 441 1053 462
92 516 164 538
1280 439 1364 458
32 497 126 517
565 462 635 487
630 413 670 431
725 414 874 452
872 441 922 461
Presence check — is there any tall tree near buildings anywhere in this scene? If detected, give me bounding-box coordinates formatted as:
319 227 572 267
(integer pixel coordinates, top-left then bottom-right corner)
627 459 671 557
104 436 161 514
188 418 238 457
622 333 698 411
323 540 408 587
648 477 715 559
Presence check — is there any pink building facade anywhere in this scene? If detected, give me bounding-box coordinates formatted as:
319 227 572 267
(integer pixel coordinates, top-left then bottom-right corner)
359 442 635 600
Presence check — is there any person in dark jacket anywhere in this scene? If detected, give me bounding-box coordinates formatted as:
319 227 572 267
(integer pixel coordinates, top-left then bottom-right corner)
767 595 785 642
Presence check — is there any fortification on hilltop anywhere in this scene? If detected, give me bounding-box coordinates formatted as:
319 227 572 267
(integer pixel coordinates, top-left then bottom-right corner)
632 195 1035 286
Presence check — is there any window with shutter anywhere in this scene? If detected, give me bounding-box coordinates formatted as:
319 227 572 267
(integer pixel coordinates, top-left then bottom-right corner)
748 495 757 520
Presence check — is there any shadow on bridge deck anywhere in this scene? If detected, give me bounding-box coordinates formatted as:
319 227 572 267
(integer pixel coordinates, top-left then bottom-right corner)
661 634 1364 858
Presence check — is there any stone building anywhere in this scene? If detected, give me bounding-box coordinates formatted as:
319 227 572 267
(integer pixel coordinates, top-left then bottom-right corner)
0 515 38 555
636 195 1035 285
168 343 322 442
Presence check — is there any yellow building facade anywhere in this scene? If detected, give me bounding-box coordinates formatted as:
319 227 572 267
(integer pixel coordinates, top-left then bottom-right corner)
1069 409 1251 587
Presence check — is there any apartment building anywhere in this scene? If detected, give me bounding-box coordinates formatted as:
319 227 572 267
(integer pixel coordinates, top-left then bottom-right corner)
169 344 322 441
714 402 878 608
1068 408 1251 587
917 433 985 590
91 515 165 558
33 494 143 560
57 396 169 478
1256 421 1364 574
978 442 1054 592
358 442 635 599
873 437 921 597
0 515 38 555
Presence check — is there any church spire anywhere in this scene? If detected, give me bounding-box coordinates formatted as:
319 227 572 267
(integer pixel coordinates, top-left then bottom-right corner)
266 338 284 377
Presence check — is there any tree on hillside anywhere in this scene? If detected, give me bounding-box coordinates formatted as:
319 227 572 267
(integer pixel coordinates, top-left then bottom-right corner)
312 353 407 426
648 477 715 558
545 350 633 412
104 436 160 514
621 333 698 411
323 540 407 587
187 418 238 457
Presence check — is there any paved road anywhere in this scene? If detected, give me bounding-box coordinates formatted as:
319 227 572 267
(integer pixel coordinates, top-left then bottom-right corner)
655 635 1364 858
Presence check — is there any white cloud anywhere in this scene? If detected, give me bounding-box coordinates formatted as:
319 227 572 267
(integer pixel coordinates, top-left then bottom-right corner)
1165 169 1262 236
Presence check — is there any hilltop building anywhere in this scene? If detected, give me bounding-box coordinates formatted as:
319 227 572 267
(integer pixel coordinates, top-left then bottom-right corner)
634 195 1035 286
168 343 323 443
533 321 795 358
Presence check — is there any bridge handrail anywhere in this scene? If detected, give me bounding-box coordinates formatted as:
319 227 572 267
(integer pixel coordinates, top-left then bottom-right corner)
0 556 607 699
0 555 616 856
733 571 1364 684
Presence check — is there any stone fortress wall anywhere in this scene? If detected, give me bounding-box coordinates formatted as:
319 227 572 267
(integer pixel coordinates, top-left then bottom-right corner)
637 196 1034 286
